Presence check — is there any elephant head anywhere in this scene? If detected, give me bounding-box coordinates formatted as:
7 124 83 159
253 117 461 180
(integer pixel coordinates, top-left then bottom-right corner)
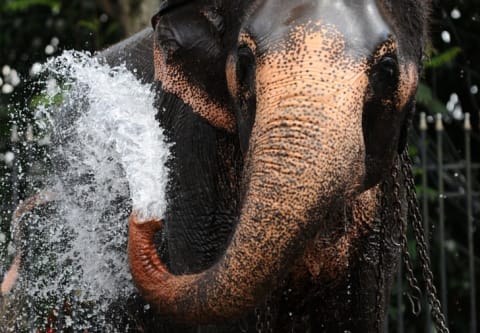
127 0 429 324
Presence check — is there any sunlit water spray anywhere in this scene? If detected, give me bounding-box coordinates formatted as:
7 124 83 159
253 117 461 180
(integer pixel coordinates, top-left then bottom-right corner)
0 51 170 331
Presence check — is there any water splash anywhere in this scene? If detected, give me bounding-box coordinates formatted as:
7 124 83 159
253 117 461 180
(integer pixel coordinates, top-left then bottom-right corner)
1 51 170 331
46 51 170 220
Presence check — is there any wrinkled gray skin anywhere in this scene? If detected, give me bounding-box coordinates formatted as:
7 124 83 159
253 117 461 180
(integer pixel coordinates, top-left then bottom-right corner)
99 0 429 332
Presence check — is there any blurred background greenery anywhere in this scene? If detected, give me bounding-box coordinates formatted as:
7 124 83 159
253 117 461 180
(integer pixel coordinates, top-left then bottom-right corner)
0 0 479 332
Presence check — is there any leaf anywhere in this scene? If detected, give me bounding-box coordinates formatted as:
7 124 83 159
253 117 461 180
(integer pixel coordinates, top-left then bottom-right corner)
29 91 64 109
78 19 100 33
425 47 462 68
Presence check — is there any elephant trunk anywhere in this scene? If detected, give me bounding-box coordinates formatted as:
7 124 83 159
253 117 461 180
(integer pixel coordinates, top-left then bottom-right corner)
128 61 369 322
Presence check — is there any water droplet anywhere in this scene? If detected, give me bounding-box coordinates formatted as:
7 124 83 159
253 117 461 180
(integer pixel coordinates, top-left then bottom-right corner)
441 30 451 43
451 8 461 19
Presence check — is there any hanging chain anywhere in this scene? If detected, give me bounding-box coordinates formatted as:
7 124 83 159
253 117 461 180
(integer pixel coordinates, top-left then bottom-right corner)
393 153 423 316
255 294 273 333
401 151 450 333
264 296 273 333
375 179 389 332
401 231 423 315
391 159 406 249
375 157 406 332
255 305 265 333
391 156 423 317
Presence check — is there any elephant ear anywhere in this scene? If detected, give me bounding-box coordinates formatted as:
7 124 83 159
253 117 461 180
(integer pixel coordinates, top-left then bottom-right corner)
151 1 235 132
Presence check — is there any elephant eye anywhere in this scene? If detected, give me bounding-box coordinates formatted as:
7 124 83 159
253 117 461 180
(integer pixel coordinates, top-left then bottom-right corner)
233 45 256 154
151 14 160 29
236 45 256 94
370 55 399 97
378 56 398 80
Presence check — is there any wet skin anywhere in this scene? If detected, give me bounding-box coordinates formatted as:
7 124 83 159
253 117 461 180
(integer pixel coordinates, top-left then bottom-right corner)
101 0 430 331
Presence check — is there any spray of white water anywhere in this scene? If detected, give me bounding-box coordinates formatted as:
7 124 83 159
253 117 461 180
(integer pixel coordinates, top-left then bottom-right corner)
46 51 170 220
1 51 170 331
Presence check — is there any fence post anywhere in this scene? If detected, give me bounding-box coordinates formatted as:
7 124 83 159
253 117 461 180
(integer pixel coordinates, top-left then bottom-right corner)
464 113 477 333
420 112 432 332
436 113 448 323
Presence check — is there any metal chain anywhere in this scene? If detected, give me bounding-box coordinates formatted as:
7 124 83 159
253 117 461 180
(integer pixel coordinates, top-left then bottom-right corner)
393 153 423 316
401 151 450 333
375 180 389 332
392 155 422 316
255 294 273 333
401 232 423 316
391 159 405 249
255 306 265 333
375 157 406 332
264 296 273 333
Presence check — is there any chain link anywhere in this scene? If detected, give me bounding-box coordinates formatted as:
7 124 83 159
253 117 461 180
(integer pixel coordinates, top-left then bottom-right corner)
401 151 450 333
255 294 274 333
375 180 389 332
255 306 264 333
401 232 423 316
389 157 423 317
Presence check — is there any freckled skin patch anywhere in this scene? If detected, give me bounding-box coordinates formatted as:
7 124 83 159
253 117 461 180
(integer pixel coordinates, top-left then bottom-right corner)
239 33 258 54
297 186 381 285
153 46 235 132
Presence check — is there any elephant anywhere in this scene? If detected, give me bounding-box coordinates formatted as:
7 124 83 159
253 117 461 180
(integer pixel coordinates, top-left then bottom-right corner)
2 0 449 332
97 0 439 332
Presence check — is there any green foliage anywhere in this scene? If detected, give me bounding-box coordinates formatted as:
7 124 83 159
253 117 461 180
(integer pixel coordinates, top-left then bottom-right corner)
2 0 61 12
416 82 449 114
416 47 463 115
29 90 63 109
425 47 462 69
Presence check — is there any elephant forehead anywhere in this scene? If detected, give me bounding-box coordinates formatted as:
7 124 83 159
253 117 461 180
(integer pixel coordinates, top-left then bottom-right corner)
256 23 368 81
246 0 390 58
255 24 370 109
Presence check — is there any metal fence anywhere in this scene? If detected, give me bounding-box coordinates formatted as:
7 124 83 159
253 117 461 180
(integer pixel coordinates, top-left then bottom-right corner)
390 112 479 333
